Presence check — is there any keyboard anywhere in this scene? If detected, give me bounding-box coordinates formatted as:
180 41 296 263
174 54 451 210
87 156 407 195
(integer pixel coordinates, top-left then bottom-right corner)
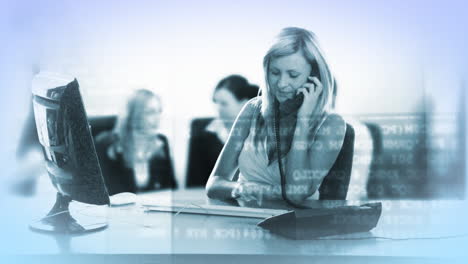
141 201 289 218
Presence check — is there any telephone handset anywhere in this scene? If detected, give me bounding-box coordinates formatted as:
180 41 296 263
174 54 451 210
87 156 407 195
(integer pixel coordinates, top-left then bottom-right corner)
274 62 322 208
279 87 308 115
279 63 322 115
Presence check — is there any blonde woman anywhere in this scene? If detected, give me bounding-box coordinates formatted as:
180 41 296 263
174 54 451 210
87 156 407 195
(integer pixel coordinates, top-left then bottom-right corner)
95 89 177 195
206 27 353 208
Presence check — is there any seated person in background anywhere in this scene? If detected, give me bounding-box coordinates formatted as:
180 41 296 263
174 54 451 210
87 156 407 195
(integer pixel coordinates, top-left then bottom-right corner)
186 75 259 187
95 89 177 195
206 27 349 208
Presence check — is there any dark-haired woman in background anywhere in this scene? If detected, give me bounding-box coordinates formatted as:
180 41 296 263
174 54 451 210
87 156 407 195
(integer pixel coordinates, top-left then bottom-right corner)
95 89 177 195
186 75 259 187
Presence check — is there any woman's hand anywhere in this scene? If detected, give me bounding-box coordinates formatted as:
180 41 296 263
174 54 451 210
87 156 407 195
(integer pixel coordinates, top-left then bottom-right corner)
234 182 292 208
297 76 323 118
233 181 268 206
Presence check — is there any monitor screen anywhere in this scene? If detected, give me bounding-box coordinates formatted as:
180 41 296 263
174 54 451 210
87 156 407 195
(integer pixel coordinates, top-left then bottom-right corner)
30 72 109 233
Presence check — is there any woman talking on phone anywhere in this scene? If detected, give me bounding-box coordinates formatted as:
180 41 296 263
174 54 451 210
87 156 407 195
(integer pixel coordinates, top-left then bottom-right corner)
206 27 352 208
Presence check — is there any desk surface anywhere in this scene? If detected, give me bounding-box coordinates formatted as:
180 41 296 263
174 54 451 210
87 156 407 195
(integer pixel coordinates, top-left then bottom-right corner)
1 188 468 262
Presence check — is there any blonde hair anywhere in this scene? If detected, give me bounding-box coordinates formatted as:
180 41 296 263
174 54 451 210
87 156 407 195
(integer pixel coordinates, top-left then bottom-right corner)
111 89 162 167
262 27 333 119
254 27 334 149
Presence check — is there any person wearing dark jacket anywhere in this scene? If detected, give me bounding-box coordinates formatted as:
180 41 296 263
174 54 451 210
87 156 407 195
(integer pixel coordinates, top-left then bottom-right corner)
186 75 259 187
95 89 177 195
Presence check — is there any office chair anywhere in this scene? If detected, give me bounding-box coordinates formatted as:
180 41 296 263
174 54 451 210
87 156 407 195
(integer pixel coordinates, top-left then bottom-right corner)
185 117 224 187
363 122 385 198
89 116 117 138
318 123 355 200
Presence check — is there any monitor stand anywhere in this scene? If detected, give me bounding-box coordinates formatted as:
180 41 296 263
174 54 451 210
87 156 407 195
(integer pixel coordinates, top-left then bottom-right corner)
29 192 108 234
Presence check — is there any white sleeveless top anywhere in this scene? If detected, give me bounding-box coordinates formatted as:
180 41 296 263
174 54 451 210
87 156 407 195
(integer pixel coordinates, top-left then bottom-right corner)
237 115 320 200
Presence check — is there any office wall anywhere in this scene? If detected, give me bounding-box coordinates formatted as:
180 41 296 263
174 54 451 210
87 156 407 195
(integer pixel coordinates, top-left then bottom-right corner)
1 0 466 191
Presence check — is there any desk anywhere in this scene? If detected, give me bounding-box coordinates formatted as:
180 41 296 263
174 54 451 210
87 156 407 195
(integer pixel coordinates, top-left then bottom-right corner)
1 188 468 263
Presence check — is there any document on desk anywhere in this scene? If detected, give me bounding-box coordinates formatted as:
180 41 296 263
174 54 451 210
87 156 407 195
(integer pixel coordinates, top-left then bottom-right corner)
142 201 289 218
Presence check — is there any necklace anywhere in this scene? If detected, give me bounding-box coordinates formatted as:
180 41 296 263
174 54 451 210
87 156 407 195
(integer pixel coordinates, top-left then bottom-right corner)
132 133 155 162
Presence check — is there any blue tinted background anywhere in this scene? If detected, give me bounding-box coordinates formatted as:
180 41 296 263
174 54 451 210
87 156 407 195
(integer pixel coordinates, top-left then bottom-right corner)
0 0 467 262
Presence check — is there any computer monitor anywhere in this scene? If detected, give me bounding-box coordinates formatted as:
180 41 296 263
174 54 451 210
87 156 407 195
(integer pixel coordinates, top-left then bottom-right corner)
30 72 110 234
